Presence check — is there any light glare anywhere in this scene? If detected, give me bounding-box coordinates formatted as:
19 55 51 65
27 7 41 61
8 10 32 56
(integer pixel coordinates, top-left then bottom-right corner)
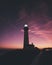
24 24 28 27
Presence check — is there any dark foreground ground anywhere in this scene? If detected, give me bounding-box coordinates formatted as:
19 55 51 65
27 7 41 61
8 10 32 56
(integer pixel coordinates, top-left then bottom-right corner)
0 48 52 65
31 48 52 65
0 48 40 65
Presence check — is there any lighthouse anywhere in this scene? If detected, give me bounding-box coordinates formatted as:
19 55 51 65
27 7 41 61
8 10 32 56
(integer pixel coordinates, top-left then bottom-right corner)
24 24 29 49
23 24 34 49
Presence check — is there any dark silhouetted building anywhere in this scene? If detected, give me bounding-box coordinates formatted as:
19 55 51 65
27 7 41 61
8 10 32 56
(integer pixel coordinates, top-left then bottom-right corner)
23 24 34 49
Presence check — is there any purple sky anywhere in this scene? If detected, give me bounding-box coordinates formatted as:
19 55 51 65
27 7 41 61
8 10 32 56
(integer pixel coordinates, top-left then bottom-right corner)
0 0 52 49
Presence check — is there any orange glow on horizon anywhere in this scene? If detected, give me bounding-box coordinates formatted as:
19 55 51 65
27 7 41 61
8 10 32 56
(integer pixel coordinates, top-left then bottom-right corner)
0 42 52 49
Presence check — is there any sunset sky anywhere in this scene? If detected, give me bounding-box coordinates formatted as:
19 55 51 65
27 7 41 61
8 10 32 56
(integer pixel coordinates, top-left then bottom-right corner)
0 0 52 49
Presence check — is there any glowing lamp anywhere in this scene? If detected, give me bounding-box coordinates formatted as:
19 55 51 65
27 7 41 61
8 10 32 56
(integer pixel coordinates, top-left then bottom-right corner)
24 24 28 27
